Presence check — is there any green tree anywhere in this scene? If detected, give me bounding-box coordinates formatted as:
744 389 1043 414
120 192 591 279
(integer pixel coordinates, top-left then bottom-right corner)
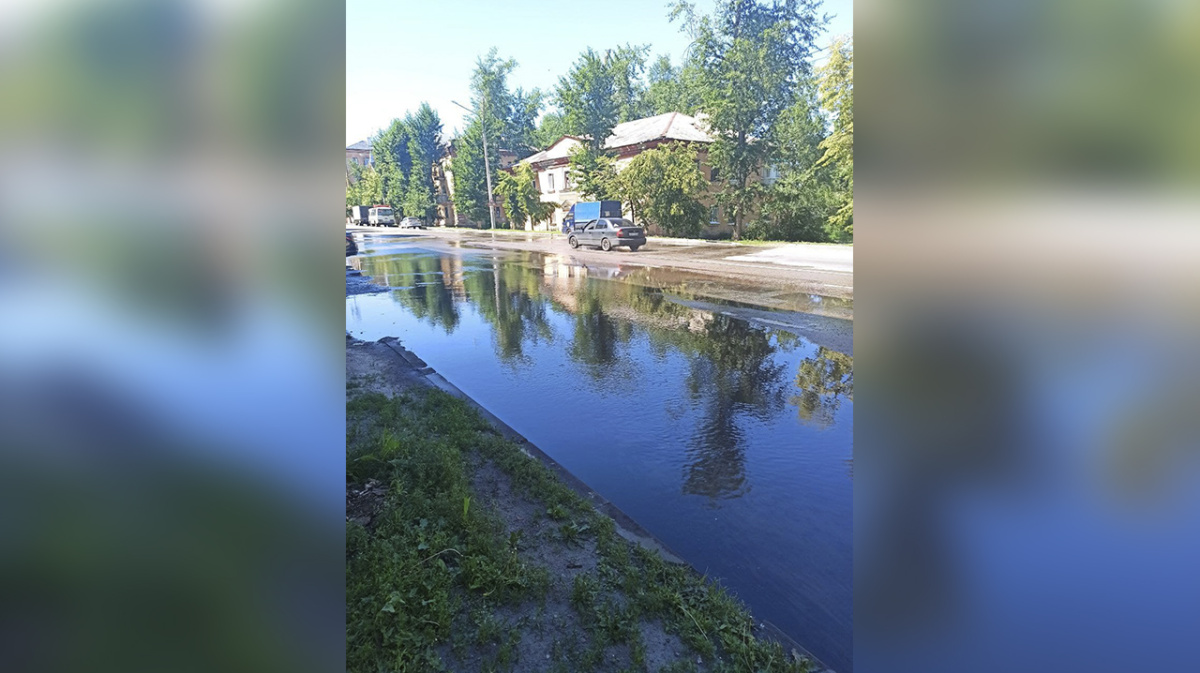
450 49 537 225
450 51 512 224
372 118 413 210
813 37 853 242
346 160 365 213
403 179 434 220
358 166 384 206
607 44 651 122
494 163 554 229
748 89 835 241
556 48 620 150
644 55 703 115
532 111 571 149
615 143 708 237
567 145 618 199
509 88 544 158
450 124 490 223
403 103 442 220
674 0 825 239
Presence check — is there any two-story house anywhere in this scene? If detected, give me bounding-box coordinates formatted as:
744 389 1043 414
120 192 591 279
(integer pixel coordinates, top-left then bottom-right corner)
346 140 373 174
518 112 731 236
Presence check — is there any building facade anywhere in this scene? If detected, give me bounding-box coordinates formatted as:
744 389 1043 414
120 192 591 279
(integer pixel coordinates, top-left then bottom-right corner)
518 112 734 237
346 140 373 172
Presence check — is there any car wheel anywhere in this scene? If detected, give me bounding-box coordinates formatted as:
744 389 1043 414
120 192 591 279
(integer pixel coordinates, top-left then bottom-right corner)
601 238 611 251
569 236 579 249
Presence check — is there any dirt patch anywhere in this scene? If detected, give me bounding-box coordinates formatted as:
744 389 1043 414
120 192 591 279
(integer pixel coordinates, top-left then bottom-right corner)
345 336 429 400
345 478 386 530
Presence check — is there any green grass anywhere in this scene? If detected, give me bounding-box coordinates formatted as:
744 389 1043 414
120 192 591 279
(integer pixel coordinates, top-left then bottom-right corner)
346 388 813 673
346 391 550 672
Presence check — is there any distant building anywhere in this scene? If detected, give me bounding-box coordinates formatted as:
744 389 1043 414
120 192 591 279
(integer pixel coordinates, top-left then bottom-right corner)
518 112 731 236
346 140 373 173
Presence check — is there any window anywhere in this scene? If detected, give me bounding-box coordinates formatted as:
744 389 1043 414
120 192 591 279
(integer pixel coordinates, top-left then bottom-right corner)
710 206 719 224
547 173 556 192
763 164 780 185
709 166 720 182
563 172 571 190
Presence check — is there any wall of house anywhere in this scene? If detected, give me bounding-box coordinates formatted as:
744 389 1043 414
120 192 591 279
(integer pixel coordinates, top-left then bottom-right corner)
520 139 773 239
346 149 371 168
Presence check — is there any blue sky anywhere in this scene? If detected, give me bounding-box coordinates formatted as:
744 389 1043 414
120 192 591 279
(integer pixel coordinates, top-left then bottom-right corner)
346 0 853 144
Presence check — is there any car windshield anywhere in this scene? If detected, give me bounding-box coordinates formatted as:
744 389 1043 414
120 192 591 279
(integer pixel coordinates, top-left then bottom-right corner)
377 209 392 216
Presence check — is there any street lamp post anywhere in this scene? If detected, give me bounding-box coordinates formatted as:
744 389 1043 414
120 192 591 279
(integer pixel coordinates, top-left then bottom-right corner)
451 99 496 230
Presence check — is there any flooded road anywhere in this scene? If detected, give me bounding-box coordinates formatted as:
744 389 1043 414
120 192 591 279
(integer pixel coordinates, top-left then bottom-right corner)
346 238 853 671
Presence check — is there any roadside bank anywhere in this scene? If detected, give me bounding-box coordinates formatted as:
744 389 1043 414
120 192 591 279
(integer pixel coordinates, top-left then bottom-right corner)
346 335 832 673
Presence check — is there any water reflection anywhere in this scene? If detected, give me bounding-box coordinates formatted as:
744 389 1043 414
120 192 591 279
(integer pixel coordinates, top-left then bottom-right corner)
792 347 854 429
683 316 790 500
349 248 853 670
363 254 461 333
460 262 555 363
569 282 634 374
358 250 853 486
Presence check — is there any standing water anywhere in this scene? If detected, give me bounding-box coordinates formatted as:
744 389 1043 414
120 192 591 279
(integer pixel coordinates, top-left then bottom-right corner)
346 241 853 671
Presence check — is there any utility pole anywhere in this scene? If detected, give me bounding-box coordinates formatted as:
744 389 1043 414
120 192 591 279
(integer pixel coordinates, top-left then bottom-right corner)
451 99 497 230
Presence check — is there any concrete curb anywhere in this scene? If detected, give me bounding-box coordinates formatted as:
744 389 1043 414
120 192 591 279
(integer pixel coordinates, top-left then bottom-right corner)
360 334 835 673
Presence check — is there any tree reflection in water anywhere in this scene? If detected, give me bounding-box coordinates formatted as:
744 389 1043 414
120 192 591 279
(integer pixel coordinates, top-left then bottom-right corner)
366 254 557 363
461 262 555 364
362 254 461 333
681 316 789 502
569 283 635 374
790 347 853 428
361 251 853 502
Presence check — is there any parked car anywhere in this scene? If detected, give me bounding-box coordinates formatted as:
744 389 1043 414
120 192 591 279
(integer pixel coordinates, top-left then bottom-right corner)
368 206 395 226
346 232 357 256
562 200 622 233
567 218 646 252
398 217 425 229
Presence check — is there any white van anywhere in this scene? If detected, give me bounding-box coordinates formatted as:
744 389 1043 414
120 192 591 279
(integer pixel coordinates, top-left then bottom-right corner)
368 206 395 226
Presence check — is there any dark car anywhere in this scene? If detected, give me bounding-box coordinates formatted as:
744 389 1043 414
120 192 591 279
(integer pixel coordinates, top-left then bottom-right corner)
567 218 646 252
346 232 357 256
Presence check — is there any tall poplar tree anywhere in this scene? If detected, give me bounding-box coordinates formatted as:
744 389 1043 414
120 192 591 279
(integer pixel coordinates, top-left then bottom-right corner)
814 37 852 241
673 0 825 239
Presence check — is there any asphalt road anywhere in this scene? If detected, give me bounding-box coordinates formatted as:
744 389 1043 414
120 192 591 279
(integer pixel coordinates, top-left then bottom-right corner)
347 225 854 302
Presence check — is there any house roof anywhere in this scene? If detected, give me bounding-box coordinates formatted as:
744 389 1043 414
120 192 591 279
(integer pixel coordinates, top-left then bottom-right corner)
604 112 712 149
346 140 372 151
521 135 585 165
520 113 712 166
